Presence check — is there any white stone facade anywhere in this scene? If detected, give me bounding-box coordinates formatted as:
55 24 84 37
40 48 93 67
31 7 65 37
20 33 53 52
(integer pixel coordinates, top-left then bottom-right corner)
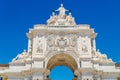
0 4 120 80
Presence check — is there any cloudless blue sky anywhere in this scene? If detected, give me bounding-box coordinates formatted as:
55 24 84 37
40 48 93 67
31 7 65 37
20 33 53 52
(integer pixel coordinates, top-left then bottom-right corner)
49 66 74 80
0 0 120 79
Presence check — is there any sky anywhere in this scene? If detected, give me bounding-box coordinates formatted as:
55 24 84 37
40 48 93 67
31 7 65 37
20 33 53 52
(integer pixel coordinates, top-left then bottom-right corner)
49 66 74 80
0 0 120 79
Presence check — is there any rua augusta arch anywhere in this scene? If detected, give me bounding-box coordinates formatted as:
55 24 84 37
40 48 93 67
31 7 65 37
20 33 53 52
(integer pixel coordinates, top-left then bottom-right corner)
0 4 120 80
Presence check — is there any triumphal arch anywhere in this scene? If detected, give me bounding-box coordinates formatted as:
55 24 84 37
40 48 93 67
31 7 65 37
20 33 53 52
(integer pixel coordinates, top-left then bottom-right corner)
0 4 120 80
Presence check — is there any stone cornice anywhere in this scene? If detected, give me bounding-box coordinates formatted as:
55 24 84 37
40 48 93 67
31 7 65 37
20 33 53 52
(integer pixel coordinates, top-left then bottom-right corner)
0 64 9 67
78 68 94 73
30 28 95 35
99 61 115 65
21 70 33 76
2 68 48 76
32 55 45 61
9 61 25 65
78 68 120 76
25 59 33 64
91 59 115 65
102 72 120 76
27 25 97 39
31 68 47 73
92 69 103 75
5 72 23 77
79 55 92 60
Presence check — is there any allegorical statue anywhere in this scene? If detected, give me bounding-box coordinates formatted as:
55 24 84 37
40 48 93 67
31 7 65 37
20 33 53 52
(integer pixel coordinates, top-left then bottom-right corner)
47 4 76 26
55 4 68 17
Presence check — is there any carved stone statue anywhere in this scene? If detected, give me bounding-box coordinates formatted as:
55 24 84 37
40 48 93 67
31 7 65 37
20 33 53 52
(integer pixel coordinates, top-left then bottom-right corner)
55 4 68 17
47 4 76 26
66 13 75 25
36 44 43 53
12 50 27 62
82 46 88 53
47 12 56 25
47 36 54 47
91 47 97 57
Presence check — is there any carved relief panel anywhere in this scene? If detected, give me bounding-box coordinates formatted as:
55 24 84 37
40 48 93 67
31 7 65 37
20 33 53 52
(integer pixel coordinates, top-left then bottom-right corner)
47 35 55 47
81 37 89 54
36 37 43 53
69 35 77 47
78 36 92 55
56 36 68 48
46 34 78 52
33 34 46 54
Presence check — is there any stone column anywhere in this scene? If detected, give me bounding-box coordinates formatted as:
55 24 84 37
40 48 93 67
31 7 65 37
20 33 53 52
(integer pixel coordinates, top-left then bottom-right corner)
74 70 80 80
24 75 32 80
32 72 44 80
32 69 50 80
28 39 32 55
43 69 50 80
77 73 82 80
24 77 29 80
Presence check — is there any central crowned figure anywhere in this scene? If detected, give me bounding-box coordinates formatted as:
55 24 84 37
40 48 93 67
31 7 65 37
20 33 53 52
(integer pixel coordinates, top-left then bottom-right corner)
55 4 69 17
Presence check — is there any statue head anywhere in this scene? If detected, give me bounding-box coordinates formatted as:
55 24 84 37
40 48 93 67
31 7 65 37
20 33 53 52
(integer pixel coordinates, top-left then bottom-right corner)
60 4 63 7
